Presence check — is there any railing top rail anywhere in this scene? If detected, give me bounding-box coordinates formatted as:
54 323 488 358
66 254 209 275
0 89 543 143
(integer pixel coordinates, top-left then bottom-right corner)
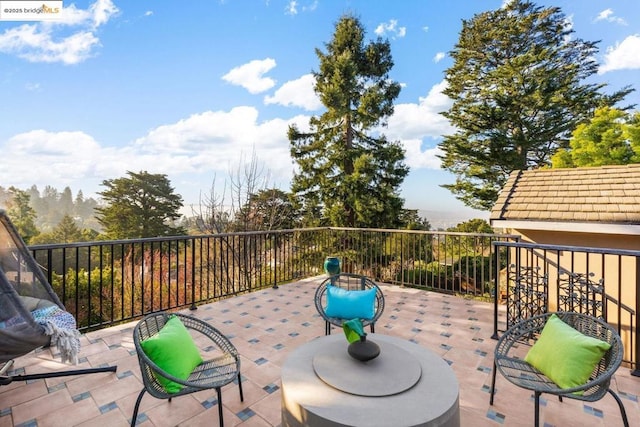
27 228 327 250
28 228 521 250
325 226 520 238
493 240 640 257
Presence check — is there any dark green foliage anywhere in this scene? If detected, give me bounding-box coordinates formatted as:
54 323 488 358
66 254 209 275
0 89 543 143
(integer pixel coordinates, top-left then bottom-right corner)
5 187 39 243
234 188 299 231
289 15 408 228
398 255 492 294
31 214 84 244
398 209 431 230
439 0 633 210
96 171 186 239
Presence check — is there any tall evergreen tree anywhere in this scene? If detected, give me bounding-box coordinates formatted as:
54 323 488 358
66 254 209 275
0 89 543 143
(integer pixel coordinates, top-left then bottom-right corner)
439 0 633 210
96 171 185 239
288 15 408 228
6 187 39 243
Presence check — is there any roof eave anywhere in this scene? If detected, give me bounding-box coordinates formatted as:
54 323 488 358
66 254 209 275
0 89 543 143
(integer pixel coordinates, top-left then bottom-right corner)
490 219 640 236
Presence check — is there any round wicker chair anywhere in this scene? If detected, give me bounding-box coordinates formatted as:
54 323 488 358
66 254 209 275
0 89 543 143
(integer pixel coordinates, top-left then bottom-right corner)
131 312 243 427
490 312 629 427
314 273 385 335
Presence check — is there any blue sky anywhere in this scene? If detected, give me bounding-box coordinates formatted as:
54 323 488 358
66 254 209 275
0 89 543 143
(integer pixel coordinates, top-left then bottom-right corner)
1 0 639 224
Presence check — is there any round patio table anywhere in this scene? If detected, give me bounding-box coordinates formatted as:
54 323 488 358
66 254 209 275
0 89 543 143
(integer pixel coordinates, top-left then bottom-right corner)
281 333 460 427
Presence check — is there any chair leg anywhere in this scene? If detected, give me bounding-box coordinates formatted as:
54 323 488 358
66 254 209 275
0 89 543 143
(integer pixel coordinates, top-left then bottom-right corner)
238 373 244 402
489 360 497 405
130 389 146 427
534 391 541 427
217 387 224 427
370 323 375 333
607 389 630 427
325 321 331 335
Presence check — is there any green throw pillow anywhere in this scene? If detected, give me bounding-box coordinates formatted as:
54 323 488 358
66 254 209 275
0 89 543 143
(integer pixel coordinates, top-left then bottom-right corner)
524 314 611 392
140 315 203 393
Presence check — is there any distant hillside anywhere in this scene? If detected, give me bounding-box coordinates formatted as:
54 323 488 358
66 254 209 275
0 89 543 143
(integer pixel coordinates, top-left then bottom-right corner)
419 209 490 230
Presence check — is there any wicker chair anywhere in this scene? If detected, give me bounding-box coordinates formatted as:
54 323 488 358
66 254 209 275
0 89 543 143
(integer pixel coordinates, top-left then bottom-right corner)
315 273 385 335
131 312 243 427
490 312 629 427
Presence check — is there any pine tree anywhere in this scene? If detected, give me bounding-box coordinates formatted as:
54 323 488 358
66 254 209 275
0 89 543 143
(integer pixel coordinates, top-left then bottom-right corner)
288 15 408 228
6 187 39 243
439 0 633 210
96 171 185 238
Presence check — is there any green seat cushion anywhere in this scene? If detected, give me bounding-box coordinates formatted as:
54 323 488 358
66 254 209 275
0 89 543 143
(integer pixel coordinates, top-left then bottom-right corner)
524 314 611 392
140 315 204 393
325 285 377 320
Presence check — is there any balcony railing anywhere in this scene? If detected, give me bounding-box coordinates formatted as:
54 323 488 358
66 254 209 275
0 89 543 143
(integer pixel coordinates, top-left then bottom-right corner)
493 240 639 375
28 227 517 331
27 227 639 373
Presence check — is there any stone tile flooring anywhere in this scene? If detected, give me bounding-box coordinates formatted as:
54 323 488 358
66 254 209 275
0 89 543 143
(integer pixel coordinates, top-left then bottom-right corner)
1 276 638 426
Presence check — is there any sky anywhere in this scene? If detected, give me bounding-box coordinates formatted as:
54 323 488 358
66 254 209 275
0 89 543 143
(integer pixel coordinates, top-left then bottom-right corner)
1 0 639 226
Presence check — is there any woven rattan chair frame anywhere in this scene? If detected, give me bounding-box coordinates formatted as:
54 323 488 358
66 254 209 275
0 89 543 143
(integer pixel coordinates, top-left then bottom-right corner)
131 312 243 427
314 273 385 335
490 312 629 427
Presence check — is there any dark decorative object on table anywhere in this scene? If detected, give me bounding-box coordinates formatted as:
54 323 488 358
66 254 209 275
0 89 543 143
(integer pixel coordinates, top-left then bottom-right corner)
343 318 380 362
348 334 380 362
323 256 341 275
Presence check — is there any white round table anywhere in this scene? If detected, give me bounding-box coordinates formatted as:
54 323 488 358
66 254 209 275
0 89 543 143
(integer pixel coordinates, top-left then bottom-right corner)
281 334 460 427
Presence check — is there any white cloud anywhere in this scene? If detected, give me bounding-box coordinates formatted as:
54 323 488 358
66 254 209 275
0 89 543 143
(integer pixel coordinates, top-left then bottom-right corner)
285 1 297 15
433 52 445 63
385 80 454 169
222 58 277 94
0 80 459 204
133 106 302 179
284 0 317 15
0 108 309 203
595 9 627 25
264 74 322 111
0 130 106 189
25 82 41 91
402 140 443 169
91 0 119 27
374 19 407 39
387 80 454 141
0 0 118 64
303 1 318 12
599 34 640 74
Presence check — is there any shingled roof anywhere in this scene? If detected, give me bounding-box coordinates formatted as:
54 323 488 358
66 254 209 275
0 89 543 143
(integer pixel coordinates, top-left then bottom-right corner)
490 164 640 232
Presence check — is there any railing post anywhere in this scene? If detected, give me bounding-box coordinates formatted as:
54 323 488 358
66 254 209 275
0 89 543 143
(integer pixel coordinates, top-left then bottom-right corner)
633 256 640 376
190 238 197 310
272 233 279 289
492 242 500 340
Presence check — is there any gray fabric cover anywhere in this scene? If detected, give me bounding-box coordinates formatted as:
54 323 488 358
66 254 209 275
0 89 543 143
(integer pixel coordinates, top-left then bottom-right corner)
0 210 67 363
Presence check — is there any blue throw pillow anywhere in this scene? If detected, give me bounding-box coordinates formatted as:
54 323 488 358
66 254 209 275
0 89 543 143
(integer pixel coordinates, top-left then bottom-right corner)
324 285 377 320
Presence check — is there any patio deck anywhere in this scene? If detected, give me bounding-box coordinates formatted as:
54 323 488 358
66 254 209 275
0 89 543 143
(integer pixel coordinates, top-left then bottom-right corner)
1 277 637 427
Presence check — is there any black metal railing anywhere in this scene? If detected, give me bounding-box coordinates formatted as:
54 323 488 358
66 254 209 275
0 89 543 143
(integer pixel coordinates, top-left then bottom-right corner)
28 227 517 332
492 240 639 375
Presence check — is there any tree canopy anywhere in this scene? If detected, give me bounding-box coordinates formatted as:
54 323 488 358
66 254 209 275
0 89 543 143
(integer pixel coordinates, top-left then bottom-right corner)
552 107 640 168
288 14 408 228
235 188 298 231
96 171 185 239
5 187 39 243
439 0 633 210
